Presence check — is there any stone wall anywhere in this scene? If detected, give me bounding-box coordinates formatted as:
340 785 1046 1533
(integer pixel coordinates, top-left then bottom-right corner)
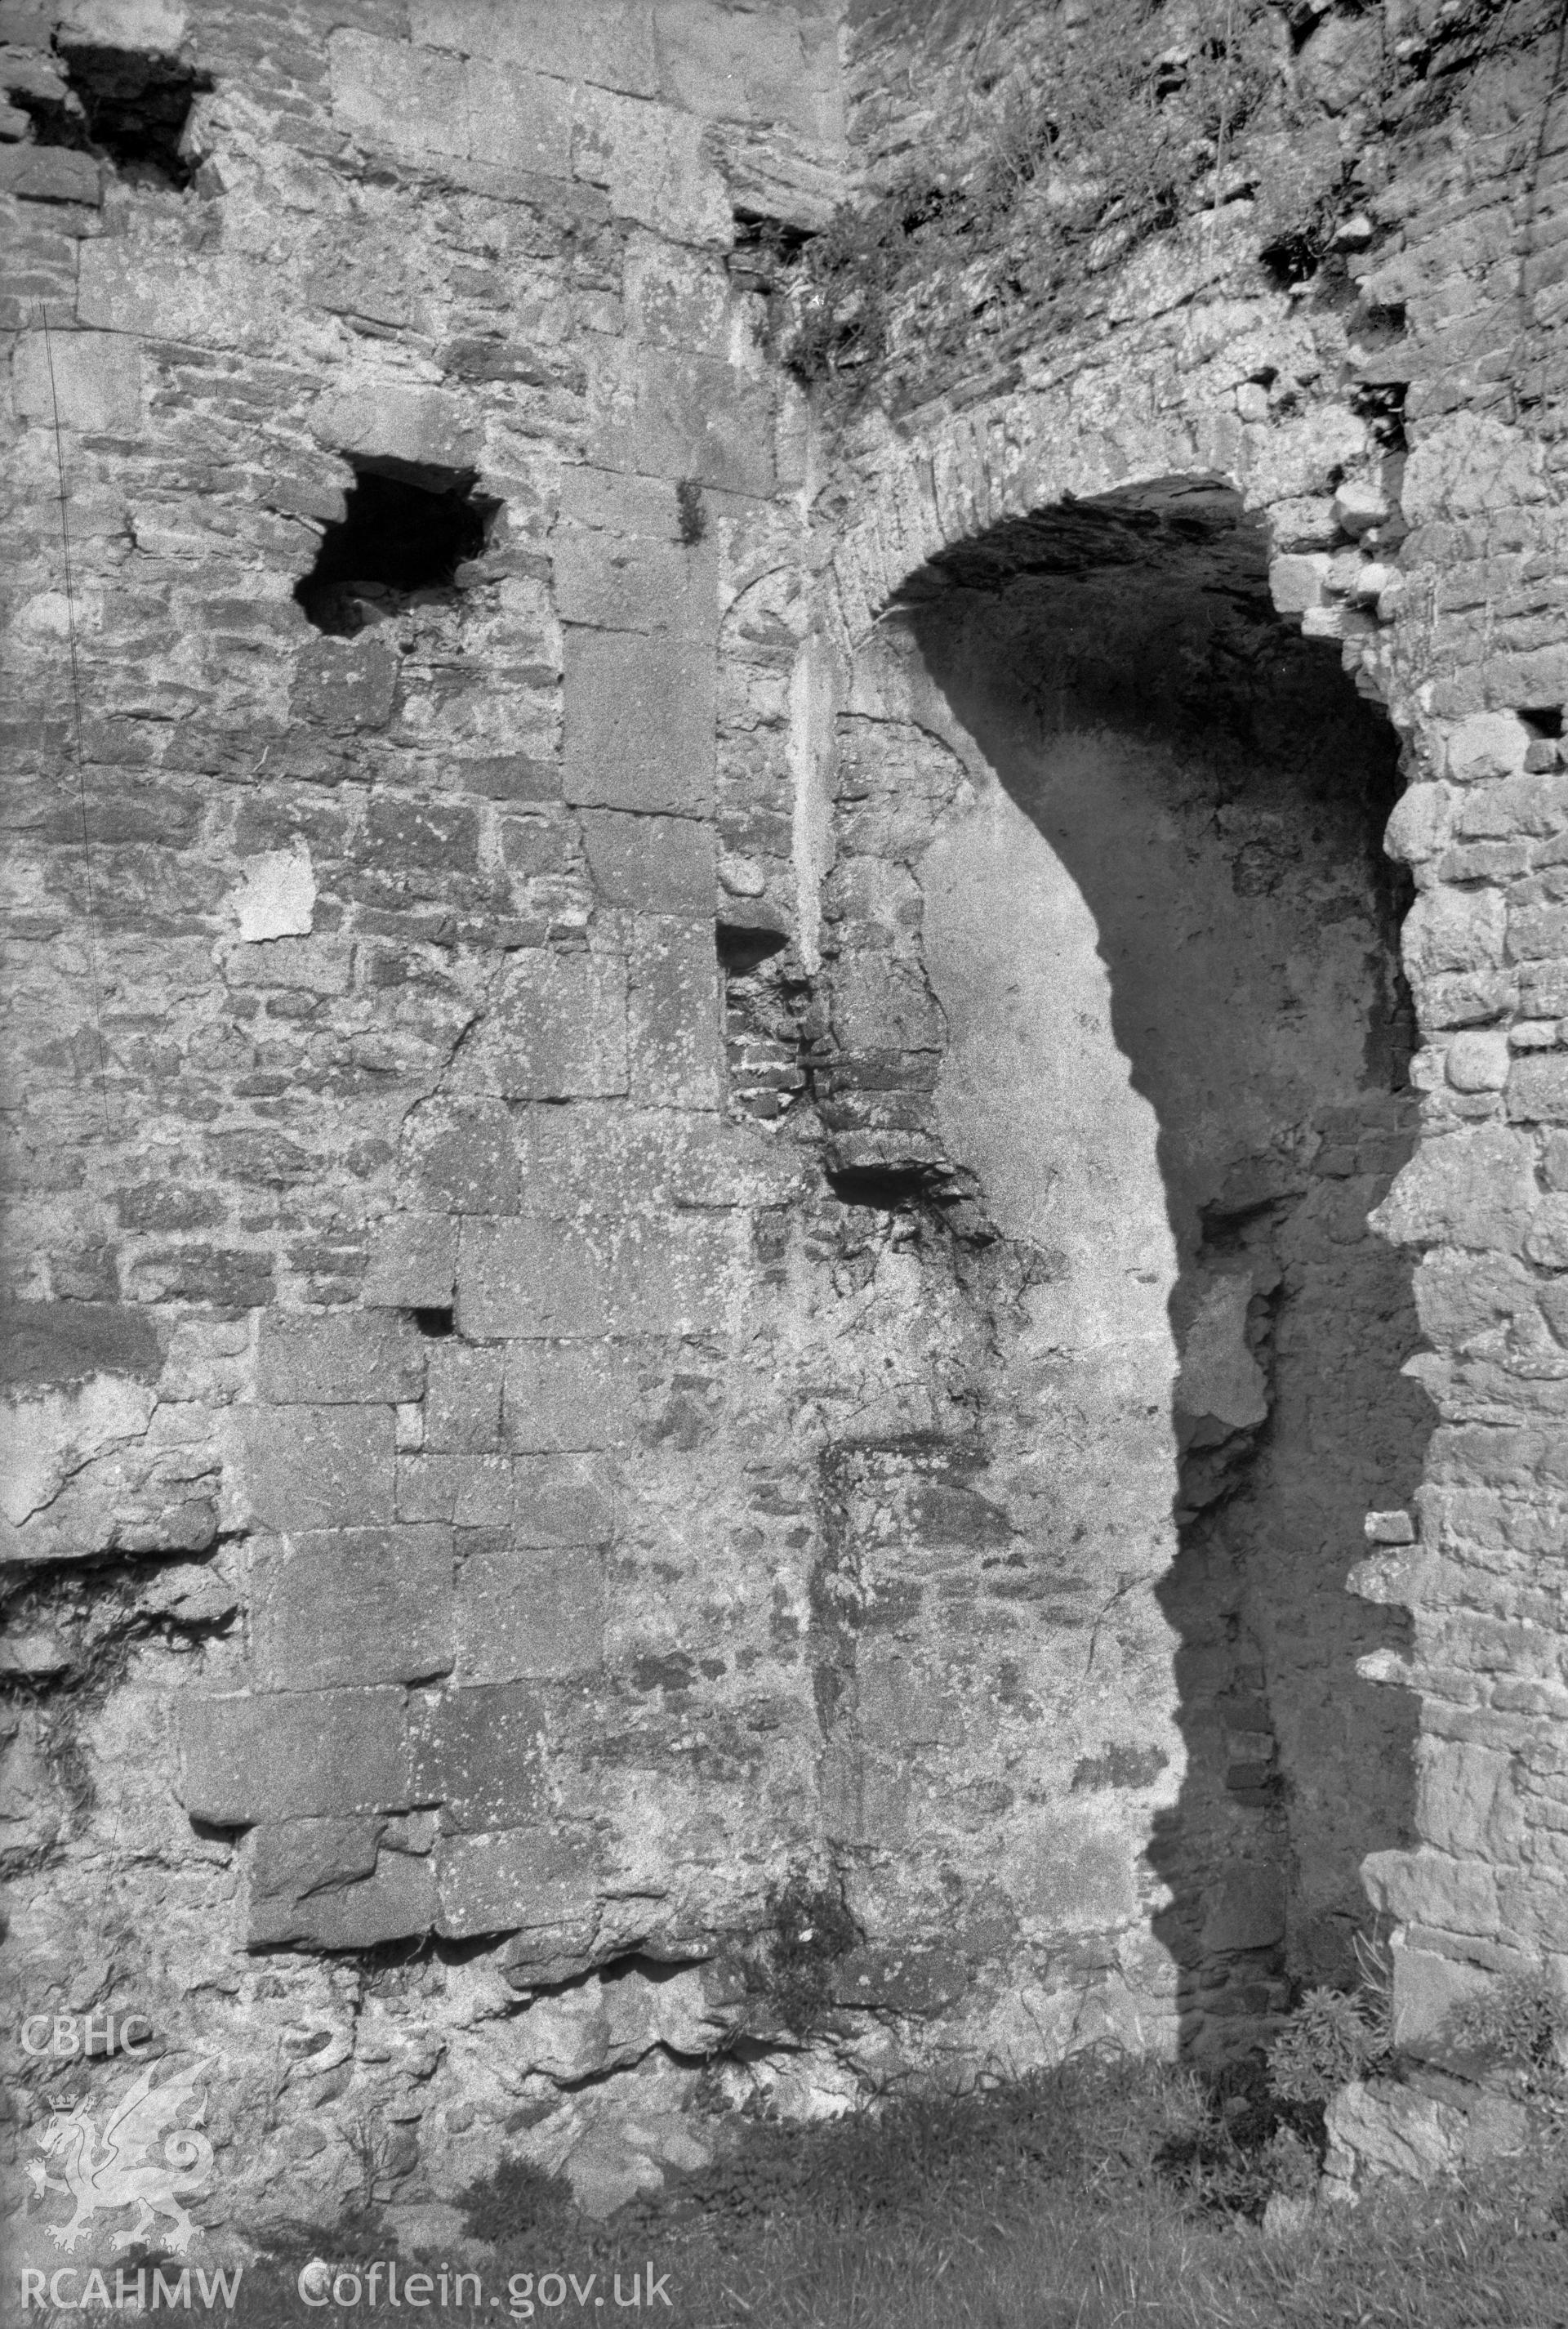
2 0 1566 2256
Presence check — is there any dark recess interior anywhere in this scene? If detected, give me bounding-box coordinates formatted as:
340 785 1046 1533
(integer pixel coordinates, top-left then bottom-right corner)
7 43 213 189
295 462 494 636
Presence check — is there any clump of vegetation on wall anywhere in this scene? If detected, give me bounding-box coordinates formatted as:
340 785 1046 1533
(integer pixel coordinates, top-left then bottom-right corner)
1267 1982 1392 2103
765 1872 860 2032
773 0 1531 413
1446 1967 1568 2100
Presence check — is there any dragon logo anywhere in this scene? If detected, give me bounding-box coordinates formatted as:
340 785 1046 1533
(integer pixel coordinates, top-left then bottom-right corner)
27 2059 215 2254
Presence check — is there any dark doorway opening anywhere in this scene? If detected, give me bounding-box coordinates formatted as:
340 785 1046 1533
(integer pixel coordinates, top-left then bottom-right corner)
898 477 1427 2054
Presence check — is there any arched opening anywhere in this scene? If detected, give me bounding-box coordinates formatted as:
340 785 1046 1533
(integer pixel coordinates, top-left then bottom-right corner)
874 477 1429 2053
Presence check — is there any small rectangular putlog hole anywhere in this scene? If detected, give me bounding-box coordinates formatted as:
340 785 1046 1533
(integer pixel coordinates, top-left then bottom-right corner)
411 1307 456 1340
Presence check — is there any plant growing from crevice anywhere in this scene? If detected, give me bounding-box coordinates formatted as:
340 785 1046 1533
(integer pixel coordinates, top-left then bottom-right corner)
774 0 1557 417
1267 1929 1394 2104
764 1873 859 2034
776 0 1296 402
1445 1968 1568 2101
1267 1983 1391 2104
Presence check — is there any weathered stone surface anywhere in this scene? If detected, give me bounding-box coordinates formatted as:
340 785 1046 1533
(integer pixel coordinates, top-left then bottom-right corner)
1324 2073 1527 2193
363 1215 459 1310
12 329 140 435
511 1454 617 1546
435 1823 599 1939
252 1527 455 1690
582 810 716 916
1200 1866 1288 1955
1370 1127 1538 1256
411 1682 550 1832
328 29 469 158
628 917 725 1106
177 1689 412 1825
455 1541 605 1680
291 638 399 734
249 1836 437 1949
257 1310 426 1405
0 1301 162 1388
230 1406 397 1533
564 627 717 817
501 1338 635 1450
411 0 659 97
455 950 630 1100
575 87 730 243
457 1218 611 1340
588 343 775 496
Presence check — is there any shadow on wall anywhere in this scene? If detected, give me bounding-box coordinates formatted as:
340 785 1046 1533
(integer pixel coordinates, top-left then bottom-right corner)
900 479 1430 2050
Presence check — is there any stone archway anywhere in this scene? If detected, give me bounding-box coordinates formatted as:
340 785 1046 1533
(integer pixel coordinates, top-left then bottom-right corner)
819 471 1430 2055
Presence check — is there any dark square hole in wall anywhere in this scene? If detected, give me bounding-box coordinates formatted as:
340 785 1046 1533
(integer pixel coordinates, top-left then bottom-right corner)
295 461 497 636
716 922 787 977
6 44 214 190
1521 707 1564 739
825 1165 929 1210
410 1307 455 1340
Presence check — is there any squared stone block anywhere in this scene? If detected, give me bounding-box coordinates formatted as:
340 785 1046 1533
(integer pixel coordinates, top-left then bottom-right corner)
564 627 716 817
176 1688 412 1825
222 937 353 994
410 1681 550 1831
0 145 100 203
551 533 713 635
396 1452 514 1528
501 1341 635 1452
328 28 468 157
466 56 574 175
249 1839 437 1949
512 1454 617 1546
308 379 482 475
608 1214 735 1335
75 243 277 354
411 0 658 96
572 87 730 244
363 1215 459 1310
555 466 680 540
628 917 724 1108
435 1823 600 1939
401 1100 523 1214
582 811 715 917
457 1218 611 1340
654 0 837 143
587 344 774 497
1508 1055 1568 1123
231 1406 396 1533
252 1526 454 1691
363 795 482 873
250 1815 381 1902
12 329 140 437
290 637 399 734
426 1341 506 1451
456 1542 606 1680
256 1310 426 1404
454 949 629 1099
624 235 730 355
